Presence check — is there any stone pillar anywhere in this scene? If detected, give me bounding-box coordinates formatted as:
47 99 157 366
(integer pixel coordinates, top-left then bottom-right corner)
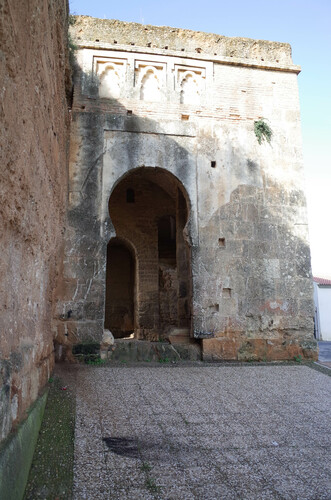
176 189 191 329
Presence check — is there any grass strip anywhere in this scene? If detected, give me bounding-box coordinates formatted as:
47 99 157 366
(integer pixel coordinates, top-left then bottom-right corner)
24 375 75 499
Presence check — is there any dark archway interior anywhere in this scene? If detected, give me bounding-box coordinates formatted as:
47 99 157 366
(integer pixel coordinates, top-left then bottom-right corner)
158 215 176 262
104 241 135 338
106 168 191 341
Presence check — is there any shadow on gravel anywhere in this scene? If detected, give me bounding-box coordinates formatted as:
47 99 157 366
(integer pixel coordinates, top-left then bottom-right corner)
103 435 177 462
102 437 140 458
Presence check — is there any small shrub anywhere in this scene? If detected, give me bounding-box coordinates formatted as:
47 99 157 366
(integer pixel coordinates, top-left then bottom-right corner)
254 119 272 144
141 462 152 472
158 357 170 363
68 14 76 26
145 477 161 493
86 357 106 366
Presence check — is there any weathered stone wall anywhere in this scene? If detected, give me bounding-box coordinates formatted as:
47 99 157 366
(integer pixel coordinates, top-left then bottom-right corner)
72 17 294 66
0 0 69 442
54 16 317 361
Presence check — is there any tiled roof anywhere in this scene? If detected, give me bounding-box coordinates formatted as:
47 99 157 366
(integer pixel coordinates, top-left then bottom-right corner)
313 276 331 285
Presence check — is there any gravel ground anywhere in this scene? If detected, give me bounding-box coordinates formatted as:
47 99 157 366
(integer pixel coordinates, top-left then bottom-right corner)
58 363 331 500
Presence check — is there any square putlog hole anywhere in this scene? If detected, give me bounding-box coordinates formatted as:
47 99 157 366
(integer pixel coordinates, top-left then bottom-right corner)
222 288 231 298
218 238 225 247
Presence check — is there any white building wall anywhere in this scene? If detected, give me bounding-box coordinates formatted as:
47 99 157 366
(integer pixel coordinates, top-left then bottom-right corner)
316 286 331 341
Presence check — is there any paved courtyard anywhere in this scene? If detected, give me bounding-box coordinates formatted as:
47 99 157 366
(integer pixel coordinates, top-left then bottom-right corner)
61 364 331 499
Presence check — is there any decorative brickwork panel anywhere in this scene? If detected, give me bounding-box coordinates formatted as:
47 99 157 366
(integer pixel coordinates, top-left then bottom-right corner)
135 61 166 102
94 57 127 98
175 66 206 104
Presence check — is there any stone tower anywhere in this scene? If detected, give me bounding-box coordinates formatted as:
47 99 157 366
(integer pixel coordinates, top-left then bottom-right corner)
54 16 317 361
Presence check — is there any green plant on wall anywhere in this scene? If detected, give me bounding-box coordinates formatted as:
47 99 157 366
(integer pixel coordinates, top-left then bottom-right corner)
254 119 272 144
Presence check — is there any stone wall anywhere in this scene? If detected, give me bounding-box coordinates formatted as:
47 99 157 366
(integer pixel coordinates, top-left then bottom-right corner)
0 0 69 442
53 16 317 361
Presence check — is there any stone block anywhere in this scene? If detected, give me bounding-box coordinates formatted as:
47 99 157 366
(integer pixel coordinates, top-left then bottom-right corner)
266 339 301 361
238 339 267 361
202 338 239 361
100 330 115 351
300 340 318 360
76 321 104 342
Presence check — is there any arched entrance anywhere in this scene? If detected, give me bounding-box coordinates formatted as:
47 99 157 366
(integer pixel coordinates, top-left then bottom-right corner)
105 167 192 341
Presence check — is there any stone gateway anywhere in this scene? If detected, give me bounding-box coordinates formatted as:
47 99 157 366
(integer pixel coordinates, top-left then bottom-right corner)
53 16 317 362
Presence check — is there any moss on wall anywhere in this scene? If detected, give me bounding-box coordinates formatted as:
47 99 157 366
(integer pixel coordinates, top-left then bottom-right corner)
0 391 48 500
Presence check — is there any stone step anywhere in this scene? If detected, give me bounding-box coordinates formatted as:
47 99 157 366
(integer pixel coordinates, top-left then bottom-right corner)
107 339 201 362
168 327 190 336
168 335 193 345
168 327 192 345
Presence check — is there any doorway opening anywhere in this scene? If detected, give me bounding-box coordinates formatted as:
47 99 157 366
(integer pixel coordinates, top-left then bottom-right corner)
104 239 135 338
106 167 192 341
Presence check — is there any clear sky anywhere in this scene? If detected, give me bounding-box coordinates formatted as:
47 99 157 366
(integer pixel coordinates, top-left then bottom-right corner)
69 0 331 277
